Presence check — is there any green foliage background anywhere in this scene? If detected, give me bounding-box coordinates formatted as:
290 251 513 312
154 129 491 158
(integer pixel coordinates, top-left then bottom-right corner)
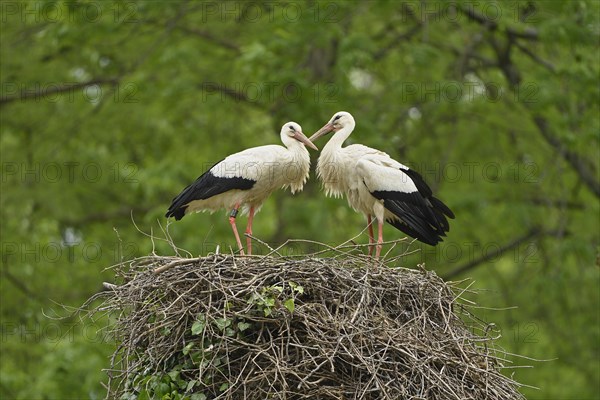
1 1 598 398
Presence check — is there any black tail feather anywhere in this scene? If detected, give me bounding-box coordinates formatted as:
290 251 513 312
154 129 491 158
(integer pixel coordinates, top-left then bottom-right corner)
387 216 442 246
370 189 452 246
369 167 454 246
430 196 455 219
383 198 447 246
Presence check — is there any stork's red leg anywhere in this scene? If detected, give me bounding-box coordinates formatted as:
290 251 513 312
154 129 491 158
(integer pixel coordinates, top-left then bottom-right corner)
245 206 255 255
367 214 375 256
375 219 384 260
229 203 245 255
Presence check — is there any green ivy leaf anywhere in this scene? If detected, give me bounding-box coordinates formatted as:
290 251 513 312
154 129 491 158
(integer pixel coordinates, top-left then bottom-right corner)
160 326 172 336
182 342 194 355
186 379 197 392
136 391 150 400
191 318 205 335
157 382 170 396
214 318 232 331
167 370 179 382
284 298 295 313
271 285 284 293
289 281 304 294
237 321 251 332
264 298 275 307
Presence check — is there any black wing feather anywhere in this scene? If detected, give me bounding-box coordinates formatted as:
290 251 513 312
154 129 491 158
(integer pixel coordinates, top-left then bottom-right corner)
387 216 441 246
165 160 255 220
402 167 454 219
401 167 432 197
384 201 441 245
369 166 454 246
430 196 455 219
372 190 446 245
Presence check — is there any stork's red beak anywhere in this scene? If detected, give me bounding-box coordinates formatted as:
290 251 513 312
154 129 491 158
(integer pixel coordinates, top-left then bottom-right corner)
293 131 319 151
309 123 335 142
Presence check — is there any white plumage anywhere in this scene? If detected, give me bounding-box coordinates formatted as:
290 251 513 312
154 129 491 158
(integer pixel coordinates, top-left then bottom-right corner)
310 112 454 259
166 122 317 255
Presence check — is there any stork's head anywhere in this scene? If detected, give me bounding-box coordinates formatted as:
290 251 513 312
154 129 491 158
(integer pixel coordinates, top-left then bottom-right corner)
309 111 355 142
281 122 318 151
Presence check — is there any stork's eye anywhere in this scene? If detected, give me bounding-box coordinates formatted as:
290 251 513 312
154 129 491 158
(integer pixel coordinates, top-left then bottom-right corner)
289 125 295 131
334 115 341 121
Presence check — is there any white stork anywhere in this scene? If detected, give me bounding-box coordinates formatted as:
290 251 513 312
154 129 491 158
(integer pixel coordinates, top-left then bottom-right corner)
166 122 318 255
309 111 454 259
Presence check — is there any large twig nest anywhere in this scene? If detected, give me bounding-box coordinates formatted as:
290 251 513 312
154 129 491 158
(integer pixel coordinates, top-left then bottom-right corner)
91 253 525 399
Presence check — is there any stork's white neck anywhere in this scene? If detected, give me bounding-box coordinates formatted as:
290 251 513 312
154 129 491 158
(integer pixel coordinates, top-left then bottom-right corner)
316 122 355 198
279 134 310 172
282 135 306 154
323 123 355 152
280 133 311 194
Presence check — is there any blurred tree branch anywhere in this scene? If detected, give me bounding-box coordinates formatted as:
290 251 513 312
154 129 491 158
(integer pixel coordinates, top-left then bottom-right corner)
513 41 556 73
177 25 241 53
60 206 153 227
457 4 600 199
144 18 241 53
531 116 600 198
373 24 422 61
198 82 265 109
127 1 189 72
513 197 584 210
442 227 556 280
1 261 43 303
458 4 539 40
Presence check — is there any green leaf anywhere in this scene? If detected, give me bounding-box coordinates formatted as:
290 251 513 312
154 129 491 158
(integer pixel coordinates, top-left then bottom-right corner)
167 370 179 382
157 382 170 396
191 318 205 335
237 321 251 332
271 285 284 293
214 318 232 331
161 326 172 336
136 391 150 400
186 380 197 392
264 298 275 307
247 293 260 304
284 298 295 313
189 350 202 364
190 394 207 400
182 342 194 355
289 281 304 294
219 382 230 392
